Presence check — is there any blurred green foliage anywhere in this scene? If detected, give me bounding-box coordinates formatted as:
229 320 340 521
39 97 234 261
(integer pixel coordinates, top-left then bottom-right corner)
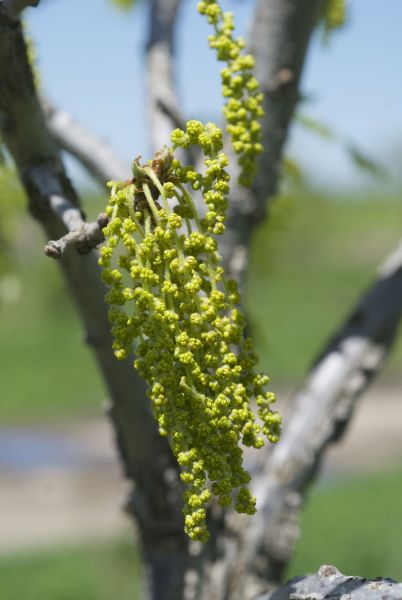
1 467 401 596
288 468 402 581
0 214 104 421
0 538 139 600
0 165 25 276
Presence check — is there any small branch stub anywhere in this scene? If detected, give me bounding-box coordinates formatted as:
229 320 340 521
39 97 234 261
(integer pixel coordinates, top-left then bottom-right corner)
44 213 108 259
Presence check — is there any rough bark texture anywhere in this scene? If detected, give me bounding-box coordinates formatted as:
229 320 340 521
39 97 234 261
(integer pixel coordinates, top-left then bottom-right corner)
44 212 108 258
0 11 188 599
257 565 402 600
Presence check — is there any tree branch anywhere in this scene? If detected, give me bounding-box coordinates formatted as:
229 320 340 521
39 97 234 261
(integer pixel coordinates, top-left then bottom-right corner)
1 0 39 20
44 211 108 259
44 0 187 188
0 12 189 598
257 565 402 600
43 100 130 186
43 0 187 188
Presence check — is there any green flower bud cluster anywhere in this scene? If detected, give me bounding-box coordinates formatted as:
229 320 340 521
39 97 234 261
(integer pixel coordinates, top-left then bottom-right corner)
322 0 346 36
197 0 264 187
100 122 280 542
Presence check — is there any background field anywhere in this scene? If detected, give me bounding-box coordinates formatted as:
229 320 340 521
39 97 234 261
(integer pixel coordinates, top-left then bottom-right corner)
1 188 401 596
1 468 402 599
1 189 401 419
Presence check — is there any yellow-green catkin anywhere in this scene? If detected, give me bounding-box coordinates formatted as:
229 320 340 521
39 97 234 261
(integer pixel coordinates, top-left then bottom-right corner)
100 123 280 542
322 0 347 37
101 0 280 543
197 1 264 187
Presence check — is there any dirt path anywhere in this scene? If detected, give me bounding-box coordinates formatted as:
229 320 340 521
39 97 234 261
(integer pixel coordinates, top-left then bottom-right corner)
0 382 401 555
0 419 129 555
324 383 402 476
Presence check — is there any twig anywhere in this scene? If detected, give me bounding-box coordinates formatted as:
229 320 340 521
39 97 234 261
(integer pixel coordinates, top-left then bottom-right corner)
43 100 130 186
44 212 108 259
43 0 188 187
43 0 188 192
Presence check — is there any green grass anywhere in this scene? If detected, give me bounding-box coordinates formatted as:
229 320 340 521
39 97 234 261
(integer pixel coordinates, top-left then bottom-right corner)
0 539 139 600
287 468 402 582
1 468 401 596
247 192 402 383
0 220 104 421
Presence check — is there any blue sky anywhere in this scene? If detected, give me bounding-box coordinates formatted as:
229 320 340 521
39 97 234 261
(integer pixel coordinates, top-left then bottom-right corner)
28 0 402 192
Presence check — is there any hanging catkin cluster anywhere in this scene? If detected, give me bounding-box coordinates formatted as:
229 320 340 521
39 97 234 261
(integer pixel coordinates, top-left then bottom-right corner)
100 1 281 543
198 0 264 186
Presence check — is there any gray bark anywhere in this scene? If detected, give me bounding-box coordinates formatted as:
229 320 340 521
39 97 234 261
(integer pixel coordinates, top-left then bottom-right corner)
44 211 108 258
0 10 188 599
257 565 402 600
43 0 189 184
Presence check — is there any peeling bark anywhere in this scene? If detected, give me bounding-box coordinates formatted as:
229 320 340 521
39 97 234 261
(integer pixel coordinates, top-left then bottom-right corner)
257 565 402 600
